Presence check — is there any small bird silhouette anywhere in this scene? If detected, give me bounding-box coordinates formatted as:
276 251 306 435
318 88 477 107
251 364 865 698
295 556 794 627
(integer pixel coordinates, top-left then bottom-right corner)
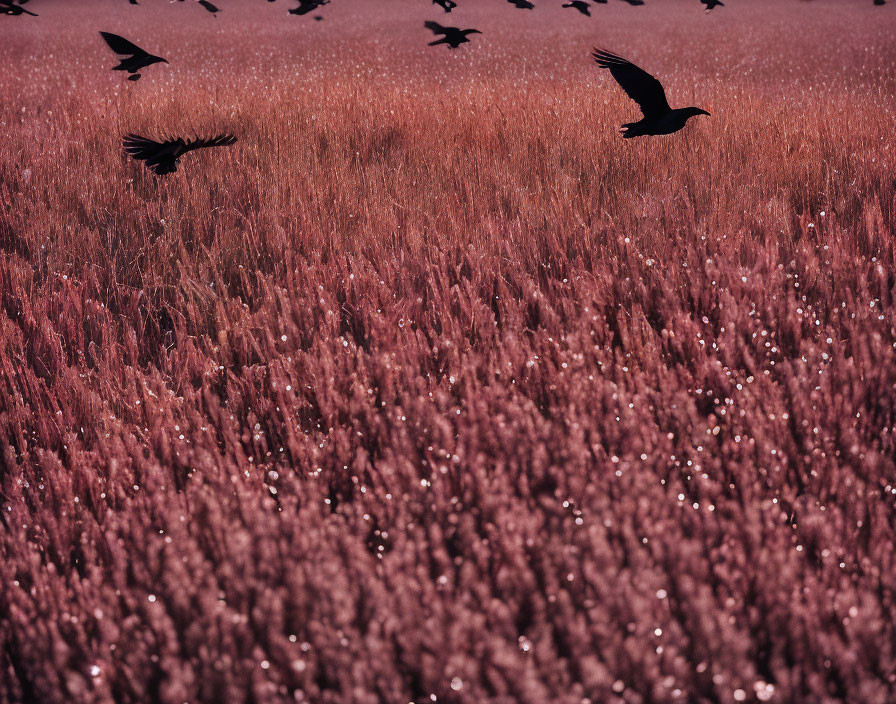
873 0 885 5
592 49 709 137
123 134 237 175
0 1 38 15
289 0 329 15
198 0 219 15
700 0 723 9
424 21 480 49
618 0 644 5
100 32 167 81
563 1 591 15
506 0 535 7
433 0 457 11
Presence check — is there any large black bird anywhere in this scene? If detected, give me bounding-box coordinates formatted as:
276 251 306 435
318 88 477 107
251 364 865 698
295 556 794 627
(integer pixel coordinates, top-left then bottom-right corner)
289 0 329 14
433 0 457 11
0 1 38 15
123 134 237 175
592 49 709 137
701 0 723 9
100 32 167 81
563 1 591 15
506 0 535 7
424 21 480 49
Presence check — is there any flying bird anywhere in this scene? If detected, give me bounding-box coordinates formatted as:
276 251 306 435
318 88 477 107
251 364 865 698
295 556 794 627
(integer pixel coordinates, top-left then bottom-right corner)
700 0 723 9
100 32 167 81
618 0 644 5
424 21 480 49
562 1 591 15
289 0 329 14
433 0 457 11
591 49 709 137
506 0 535 7
0 1 38 15
198 0 219 14
123 134 237 175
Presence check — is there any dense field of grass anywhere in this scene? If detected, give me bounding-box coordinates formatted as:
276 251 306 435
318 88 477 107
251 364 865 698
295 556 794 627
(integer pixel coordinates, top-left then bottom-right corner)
1 0 896 701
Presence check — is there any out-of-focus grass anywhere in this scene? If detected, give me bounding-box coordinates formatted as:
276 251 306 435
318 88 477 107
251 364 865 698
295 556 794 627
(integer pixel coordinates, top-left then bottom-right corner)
1 1 895 702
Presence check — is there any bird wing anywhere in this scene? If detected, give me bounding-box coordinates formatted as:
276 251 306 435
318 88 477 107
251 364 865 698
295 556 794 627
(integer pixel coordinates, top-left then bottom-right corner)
424 21 448 35
592 49 670 119
122 134 168 160
198 0 219 11
100 32 147 57
182 134 238 153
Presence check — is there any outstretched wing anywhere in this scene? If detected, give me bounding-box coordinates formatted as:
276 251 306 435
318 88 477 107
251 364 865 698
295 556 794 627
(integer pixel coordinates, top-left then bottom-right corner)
122 134 181 175
123 134 166 160
424 21 448 35
592 48 670 119
100 31 147 57
182 134 238 153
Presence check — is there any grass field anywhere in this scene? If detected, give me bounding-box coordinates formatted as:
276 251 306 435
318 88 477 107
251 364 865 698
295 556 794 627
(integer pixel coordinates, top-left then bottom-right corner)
1 0 896 702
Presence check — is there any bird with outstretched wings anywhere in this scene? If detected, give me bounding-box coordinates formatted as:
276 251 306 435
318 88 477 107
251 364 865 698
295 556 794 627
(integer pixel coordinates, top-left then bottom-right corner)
123 134 237 175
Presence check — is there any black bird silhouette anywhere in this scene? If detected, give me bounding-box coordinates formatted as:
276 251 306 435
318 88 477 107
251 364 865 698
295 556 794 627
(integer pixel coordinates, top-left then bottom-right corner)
433 0 457 11
592 49 709 138
289 0 329 15
618 0 644 5
198 0 219 15
701 0 723 9
424 21 480 49
873 0 885 5
0 1 38 15
100 32 167 81
506 0 535 7
123 134 237 175
563 1 591 15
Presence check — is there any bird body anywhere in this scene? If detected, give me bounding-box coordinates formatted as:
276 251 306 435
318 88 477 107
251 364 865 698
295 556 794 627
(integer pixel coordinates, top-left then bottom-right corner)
0 1 38 15
563 1 591 15
123 134 237 175
506 0 535 8
289 0 329 15
701 0 724 10
433 0 457 11
198 0 219 15
424 21 480 49
592 49 709 137
100 32 167 81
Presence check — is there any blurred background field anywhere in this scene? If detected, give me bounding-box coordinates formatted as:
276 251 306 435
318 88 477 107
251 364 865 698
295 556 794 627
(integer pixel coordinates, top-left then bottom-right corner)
1 1 896 702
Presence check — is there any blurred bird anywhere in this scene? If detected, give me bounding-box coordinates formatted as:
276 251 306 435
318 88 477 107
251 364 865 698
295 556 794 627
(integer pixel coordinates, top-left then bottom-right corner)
0 1 38 15
873 0 885 5
433 0 457 11
100 32 167 81
618 0 644 5
123 134 237 175
198 0 219 14
128 0 138 5
562 1 591 15
592 48 709 137
424 21 480 48
506 0 535 7
701 0 723 9
289 0 329 15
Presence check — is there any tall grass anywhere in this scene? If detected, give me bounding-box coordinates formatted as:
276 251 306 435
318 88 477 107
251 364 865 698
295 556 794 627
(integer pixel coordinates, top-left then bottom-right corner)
1 0 895 702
